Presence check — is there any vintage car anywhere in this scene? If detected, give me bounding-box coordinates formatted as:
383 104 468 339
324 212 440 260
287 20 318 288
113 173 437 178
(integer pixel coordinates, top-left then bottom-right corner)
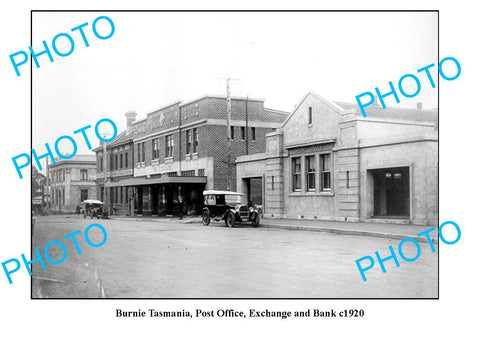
201 190 260 228
82 199 108 219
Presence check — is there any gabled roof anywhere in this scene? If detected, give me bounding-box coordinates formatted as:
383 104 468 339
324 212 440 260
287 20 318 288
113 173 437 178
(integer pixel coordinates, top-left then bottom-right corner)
281 91 344 128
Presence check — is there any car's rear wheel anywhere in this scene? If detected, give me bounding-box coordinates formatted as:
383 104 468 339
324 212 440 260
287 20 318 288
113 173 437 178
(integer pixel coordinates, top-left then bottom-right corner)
251 213 260 228
225 211 235 228
202 210 210 226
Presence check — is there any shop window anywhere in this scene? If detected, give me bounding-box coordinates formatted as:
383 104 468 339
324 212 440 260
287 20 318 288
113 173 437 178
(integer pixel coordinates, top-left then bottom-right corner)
306 155 316 191
292 157 301 191
80 169 88 180
320 153 332 191
166 135 174 158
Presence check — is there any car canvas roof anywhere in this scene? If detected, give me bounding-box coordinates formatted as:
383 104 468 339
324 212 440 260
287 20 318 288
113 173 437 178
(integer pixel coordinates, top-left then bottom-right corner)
82 199 104 204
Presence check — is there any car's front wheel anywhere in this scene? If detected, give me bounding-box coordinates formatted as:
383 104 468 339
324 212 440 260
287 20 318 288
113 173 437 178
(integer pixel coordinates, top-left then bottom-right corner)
225 211 235 228
202 210 210 226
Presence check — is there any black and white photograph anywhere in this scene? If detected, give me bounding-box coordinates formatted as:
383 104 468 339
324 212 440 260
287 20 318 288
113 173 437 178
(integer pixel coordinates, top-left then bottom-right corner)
30 11 438 298
1 1 478 339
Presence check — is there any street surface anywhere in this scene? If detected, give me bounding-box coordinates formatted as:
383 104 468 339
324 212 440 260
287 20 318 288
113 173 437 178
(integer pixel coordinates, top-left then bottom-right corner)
31 215 438 298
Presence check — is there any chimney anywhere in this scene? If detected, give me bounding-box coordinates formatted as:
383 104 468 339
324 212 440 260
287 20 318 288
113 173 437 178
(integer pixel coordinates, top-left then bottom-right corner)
125 110 137 127
416 102 423 110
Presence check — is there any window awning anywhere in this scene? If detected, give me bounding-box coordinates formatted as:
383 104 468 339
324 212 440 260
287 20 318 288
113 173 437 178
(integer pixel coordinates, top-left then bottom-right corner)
104 176 207 187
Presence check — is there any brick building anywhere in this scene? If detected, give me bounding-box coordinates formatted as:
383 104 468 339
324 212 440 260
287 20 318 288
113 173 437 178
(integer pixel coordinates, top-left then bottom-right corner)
94 95 288 216
48 155 98 213
236 92 438 225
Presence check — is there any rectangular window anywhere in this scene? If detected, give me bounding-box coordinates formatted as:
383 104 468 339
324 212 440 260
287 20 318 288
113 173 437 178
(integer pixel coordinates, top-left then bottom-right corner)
186 130 192 154
230 126 235 140
271 176 274 190
193 128 198 153
292 157 301 191
198 168 205 176
346 171 350 188
137 144 141 163
181 170 195 176
114 155 118 169
306 155 316 191
125 153 128 168
241 127 246 141
320 154 332 191
80 169 88 180
120 186 123 204
308 107 313 125
152 138 160 159
251 127 256 141
141 142 145 162
120 154 123 168
166 135 174 158
80 189 88 202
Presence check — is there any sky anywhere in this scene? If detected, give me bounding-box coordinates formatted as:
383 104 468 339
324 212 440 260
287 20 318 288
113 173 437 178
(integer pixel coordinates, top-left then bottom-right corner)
32 11 438 158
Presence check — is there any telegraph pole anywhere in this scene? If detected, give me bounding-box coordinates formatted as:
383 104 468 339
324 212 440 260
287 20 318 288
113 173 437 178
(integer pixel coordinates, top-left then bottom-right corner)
245 95 249 155
215 76 240 191
102 132 113 214
226 78 232 191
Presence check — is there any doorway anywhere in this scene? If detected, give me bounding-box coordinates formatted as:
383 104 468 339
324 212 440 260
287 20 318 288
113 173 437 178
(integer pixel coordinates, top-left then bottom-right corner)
372 167 410 218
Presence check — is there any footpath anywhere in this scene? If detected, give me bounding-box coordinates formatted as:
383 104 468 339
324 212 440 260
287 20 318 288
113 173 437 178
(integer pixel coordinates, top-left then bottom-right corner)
108 214 438 244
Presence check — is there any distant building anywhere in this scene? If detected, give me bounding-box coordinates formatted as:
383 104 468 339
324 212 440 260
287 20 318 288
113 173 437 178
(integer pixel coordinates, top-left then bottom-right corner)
48 155 97 213
236 92 438 225
32 166 47 213
93 95 288 216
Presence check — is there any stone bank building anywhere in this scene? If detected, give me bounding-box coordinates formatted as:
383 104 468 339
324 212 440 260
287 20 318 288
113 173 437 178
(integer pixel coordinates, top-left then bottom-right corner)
47 155 97 213
94 95 287 216
236 92 438 225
